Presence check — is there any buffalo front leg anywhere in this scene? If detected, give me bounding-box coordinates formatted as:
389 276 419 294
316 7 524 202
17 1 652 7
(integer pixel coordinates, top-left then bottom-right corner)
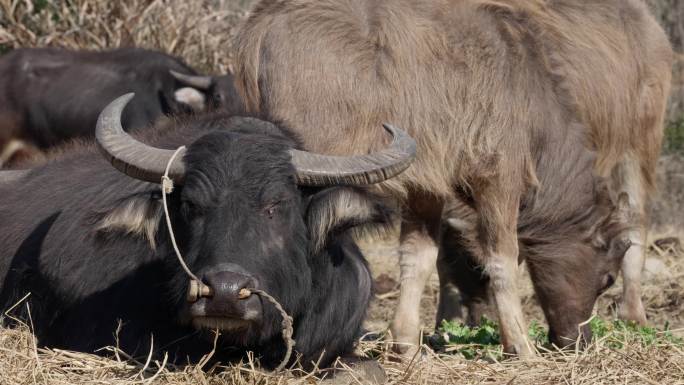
613 156 648 325
484 240 533 357
619 227 648 325
390 221 439 355
475 189 533 357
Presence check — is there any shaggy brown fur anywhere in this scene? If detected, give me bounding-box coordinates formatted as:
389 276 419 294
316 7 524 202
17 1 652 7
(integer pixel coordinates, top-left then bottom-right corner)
233 0 672 354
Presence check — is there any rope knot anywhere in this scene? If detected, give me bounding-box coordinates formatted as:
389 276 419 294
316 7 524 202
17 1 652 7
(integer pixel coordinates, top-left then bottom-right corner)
162 176 174 194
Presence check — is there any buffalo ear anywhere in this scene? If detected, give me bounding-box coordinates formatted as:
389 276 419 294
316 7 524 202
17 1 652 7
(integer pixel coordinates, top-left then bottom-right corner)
609 237 632 261
91 193 163 249
305 187 394 253
174 87 207 111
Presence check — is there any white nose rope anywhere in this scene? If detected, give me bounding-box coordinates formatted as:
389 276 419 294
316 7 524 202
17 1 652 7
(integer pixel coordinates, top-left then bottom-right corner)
160 146 294 371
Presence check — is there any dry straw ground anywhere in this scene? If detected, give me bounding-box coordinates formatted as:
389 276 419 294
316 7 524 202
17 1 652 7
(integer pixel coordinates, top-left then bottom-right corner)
1 1 684 384
0 233 682 385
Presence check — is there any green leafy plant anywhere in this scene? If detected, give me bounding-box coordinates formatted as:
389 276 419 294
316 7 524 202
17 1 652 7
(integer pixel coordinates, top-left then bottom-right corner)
428 317 503 360
429 316 682 360
33 0 50 13
589 317 683 349
664 116 684 154
527 319 549 345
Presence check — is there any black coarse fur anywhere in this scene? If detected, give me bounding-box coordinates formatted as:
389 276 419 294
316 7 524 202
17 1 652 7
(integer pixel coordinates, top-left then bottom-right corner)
0 47 201 149
0 114 390 369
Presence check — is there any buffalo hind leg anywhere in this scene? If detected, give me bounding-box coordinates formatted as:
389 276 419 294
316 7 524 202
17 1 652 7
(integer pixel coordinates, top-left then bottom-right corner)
435 259 463 326
390 219 440 355
436 218 490 327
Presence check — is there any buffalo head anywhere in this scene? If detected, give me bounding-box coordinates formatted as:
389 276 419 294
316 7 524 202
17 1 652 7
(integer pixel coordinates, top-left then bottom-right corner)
94 93 415 366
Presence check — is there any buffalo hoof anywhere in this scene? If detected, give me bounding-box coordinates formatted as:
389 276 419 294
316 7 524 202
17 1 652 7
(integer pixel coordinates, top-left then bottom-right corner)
388 328 421 359
389 342 422 361
319 358 386 385
502 342 536 360
618 300 648 326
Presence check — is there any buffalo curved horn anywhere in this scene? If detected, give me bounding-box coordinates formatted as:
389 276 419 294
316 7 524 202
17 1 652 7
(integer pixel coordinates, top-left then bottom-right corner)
290 124 416 186
170 70 214 91
96 93 186 184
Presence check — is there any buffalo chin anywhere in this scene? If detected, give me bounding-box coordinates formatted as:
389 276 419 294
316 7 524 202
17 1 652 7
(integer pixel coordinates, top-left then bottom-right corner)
192 316 252 332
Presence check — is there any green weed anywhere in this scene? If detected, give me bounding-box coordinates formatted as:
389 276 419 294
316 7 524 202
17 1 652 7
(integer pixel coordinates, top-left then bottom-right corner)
664 117 684 154
429 316 682 360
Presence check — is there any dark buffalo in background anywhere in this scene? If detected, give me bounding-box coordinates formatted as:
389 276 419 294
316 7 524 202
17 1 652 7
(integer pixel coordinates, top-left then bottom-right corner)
0 94 415 370
0 47 216 166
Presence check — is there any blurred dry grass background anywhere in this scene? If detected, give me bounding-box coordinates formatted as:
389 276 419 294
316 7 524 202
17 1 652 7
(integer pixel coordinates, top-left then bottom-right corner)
0 0 253 73
1 0 684 384
648 0 684 124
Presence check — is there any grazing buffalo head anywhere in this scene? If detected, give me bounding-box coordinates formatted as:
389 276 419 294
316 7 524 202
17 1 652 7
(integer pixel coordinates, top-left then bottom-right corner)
444 183 634 349
171 70 244 114
95 93 415 366
518 188 635 348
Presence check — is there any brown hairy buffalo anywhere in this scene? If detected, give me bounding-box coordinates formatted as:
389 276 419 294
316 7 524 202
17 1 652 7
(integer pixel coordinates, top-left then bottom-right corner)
232 0 672 355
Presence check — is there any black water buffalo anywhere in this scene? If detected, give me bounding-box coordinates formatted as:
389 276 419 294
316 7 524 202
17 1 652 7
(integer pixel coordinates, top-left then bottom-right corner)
0 94 415 369
0 47 212 166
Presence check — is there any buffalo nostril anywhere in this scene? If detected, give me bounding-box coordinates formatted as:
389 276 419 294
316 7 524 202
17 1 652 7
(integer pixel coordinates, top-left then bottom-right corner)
238 288 252 299
189 269 262 323
202 270 256 301
186 280 214 303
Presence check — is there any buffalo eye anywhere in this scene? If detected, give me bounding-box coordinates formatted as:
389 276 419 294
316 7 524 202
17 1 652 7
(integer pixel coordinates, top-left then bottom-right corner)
264 201 281 218
598 273 615 294
181 199 201 217
213 92 223 106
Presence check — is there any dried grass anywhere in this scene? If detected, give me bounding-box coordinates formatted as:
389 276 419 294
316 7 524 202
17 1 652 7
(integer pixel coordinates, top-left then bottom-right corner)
1 314 683 385
0 0 253 73
0 230 682 385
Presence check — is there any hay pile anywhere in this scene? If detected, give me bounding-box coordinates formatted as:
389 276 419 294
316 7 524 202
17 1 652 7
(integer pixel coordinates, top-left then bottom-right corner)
1 316 683 384
0 322 286 385
0 230 682 385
